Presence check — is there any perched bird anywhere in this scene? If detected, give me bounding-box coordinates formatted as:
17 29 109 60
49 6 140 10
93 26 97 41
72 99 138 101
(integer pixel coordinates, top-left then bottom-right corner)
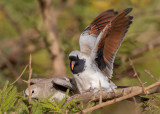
69 8 133 93
25 77 78 101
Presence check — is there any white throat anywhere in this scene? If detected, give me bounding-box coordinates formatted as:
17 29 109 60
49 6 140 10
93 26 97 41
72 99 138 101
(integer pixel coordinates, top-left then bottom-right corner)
73 56 116 93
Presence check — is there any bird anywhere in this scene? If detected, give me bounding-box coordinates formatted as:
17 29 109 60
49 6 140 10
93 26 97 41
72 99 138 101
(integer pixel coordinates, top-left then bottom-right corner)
69 8 133 93
25 77 78 101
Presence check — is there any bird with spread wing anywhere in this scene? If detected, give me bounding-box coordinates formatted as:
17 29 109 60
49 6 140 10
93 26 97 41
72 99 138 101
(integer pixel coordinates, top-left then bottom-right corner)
69 8 133 93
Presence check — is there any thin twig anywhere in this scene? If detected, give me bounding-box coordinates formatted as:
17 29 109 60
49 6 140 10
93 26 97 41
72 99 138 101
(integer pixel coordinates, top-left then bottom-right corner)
110 84 117 102
28 54 32 104
133 97 139 114
110 84 116 95
23 54 32 114
99 80 102 104
145 69 159 81
10 64 29 85
22 80 28 83
122 88 126 96
133 97 137 106
129 58 146 94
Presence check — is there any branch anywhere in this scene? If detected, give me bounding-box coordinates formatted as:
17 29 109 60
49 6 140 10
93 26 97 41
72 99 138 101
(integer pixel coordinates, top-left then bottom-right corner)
75 81 160 113
23 54 32 114
129 58 146 94
10 64 29 85
145 69 159 81
28 54 32 104
73 68 160 113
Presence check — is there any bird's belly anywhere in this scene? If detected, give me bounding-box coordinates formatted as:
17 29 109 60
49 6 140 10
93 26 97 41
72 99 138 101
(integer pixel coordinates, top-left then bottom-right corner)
75 71 116 93
75 75 91 93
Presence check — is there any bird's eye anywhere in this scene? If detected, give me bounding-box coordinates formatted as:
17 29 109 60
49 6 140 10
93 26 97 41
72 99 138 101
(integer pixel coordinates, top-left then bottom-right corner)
32 90 34 93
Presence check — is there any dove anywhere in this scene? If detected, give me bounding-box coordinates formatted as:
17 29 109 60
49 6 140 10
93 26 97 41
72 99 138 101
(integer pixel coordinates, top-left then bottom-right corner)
25 77 78 101
69 8 133 93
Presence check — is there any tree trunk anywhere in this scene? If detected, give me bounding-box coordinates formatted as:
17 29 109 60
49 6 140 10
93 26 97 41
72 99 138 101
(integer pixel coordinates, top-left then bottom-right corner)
38 0 66 76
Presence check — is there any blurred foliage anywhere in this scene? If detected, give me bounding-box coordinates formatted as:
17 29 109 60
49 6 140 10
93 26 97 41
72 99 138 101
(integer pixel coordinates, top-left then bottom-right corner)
0 0 160 113
0 81 95 114
0 81 23 113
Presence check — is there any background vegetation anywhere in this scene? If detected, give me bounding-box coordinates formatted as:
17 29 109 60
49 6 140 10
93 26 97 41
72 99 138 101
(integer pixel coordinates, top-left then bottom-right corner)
0 0 160 113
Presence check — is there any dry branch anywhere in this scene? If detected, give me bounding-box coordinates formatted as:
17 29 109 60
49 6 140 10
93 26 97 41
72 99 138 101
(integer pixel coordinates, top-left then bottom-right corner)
23 55 32 114
74 67 160 114
129 58 146 94
99 81 102 104
72 86 140 103
73 61 160 113
10 64 29 85
28 54 32 104
145 70 159 81
75 81 160 113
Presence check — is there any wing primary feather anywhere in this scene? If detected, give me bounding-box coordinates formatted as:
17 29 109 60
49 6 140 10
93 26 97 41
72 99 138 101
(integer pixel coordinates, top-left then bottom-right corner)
87 9 118 35
112 8 132 24
95 8 133 78
92 10 116 23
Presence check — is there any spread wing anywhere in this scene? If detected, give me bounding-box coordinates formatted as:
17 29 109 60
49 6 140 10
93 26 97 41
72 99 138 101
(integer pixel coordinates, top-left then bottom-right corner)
83 9 118 35
79 9 118 55
52 77 77 92
94 8 133 78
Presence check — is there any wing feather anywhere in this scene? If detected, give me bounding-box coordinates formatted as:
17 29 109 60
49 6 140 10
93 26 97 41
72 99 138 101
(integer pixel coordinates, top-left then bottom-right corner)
52 77 77 91
84 9 118 35
80 9 118 55
95 8 133 78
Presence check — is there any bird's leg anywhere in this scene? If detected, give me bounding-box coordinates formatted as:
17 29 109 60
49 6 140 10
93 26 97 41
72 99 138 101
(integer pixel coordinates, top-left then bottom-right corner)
83 87 94 93
70 94 79 99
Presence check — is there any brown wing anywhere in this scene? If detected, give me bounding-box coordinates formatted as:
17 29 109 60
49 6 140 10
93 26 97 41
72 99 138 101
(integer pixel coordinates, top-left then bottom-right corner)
83 9 118 35
95 8 133 78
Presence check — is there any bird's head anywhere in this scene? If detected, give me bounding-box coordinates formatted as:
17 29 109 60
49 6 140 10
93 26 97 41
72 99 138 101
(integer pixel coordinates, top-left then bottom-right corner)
25 85 40 99
69 51 86 74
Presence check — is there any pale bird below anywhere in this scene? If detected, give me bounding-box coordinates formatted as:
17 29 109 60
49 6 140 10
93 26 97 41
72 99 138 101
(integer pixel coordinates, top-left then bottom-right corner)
25 77 78 101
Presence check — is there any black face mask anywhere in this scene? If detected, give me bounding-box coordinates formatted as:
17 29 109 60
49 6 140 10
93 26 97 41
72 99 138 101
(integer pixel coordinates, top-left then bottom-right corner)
69 56 85 75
